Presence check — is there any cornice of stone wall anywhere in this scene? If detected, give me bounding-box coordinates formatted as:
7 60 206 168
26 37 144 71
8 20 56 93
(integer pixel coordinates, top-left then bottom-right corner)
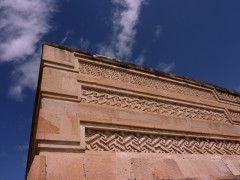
42 43 240 105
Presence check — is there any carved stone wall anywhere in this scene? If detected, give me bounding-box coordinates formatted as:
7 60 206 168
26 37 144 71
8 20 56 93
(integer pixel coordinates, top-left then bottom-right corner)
217 90 240 103
26 43 240 179
79 61 216 100
86 128 240 155
81 86 230 124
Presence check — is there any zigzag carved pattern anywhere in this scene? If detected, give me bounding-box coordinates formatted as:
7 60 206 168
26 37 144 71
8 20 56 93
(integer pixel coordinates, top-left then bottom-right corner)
81 87 230 124
216 90 240 104
229 110 240 122
79 61 215 100
86 129 240 155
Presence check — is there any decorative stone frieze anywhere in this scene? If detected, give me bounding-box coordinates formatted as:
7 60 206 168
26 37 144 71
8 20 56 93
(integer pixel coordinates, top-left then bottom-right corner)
27 43 240 179
81 86 230 124
86 128 240 155
229 110 240 123
79 61 216 100
216 90 240 104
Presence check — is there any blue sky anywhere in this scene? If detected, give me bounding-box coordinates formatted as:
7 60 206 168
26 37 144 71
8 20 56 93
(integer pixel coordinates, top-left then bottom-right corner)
1 0 240 179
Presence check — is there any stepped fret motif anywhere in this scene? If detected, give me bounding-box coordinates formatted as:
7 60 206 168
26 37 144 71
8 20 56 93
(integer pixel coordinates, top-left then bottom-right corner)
217 90 240 104
86 129 240 155
79 61 215 100
229 110 240 121
81 87 230 124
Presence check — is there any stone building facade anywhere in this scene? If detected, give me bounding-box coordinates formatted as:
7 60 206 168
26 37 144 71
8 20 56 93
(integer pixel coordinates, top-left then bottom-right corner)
26 43 240 179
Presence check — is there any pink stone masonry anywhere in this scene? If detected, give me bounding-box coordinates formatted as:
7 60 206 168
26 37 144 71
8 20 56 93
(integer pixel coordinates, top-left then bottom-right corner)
26 43 240 179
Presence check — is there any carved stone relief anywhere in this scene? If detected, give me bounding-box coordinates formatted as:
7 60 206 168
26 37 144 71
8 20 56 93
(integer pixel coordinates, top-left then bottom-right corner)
79 61 216 100
86 128 240 155
81 86 230 124
216 90 240 104
229 110 240 122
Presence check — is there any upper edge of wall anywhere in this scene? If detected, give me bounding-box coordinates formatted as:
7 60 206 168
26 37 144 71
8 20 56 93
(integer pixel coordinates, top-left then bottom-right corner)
44 42 240 98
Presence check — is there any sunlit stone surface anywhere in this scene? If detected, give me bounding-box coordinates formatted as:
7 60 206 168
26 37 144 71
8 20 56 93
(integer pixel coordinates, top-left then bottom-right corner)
26 43 240 179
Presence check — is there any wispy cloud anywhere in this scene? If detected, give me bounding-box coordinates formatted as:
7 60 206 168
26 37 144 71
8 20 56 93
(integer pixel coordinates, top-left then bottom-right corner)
78 38 90 50
134 50 146 65
15 143 28 167
0 0 56 62
154 24 163 38
60 30 72 45
0 0 57 100
135 55 145 65
21 154 28 168
8 53 40 101
157 62 175 73
16 144 28 151
99 0 146 60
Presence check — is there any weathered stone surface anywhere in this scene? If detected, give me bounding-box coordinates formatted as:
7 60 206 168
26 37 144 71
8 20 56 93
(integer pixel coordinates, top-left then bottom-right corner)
26 43 240 179
27 155 46 180
45 154 85 179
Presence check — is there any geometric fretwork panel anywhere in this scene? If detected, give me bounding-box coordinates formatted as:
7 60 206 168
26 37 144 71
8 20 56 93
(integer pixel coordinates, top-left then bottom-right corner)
86 129 240 155
79 61 216 100
229 110 240 123
81 87 230 124
217 90 240 104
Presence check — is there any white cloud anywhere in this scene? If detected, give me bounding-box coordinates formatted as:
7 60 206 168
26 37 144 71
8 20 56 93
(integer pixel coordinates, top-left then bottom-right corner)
0 0 57 100
78 38 90 50
60 31 72 45
135 55 145 65
99 0 146 60
154 24 163 38
0 0 55 62
157 62 175 72
8 53 40 101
